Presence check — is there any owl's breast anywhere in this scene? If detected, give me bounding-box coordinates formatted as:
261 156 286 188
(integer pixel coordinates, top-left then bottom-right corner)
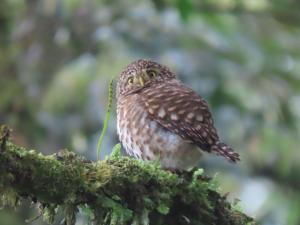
117 94 153 159
117 94 202 169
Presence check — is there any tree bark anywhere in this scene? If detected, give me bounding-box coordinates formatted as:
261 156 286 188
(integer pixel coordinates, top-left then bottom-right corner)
0 125 254 225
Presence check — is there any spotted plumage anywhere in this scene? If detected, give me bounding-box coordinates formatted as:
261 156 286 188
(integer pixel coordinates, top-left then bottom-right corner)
116 59 240 170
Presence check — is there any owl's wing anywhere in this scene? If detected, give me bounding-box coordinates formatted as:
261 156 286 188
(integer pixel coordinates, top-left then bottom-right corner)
140 81 239 162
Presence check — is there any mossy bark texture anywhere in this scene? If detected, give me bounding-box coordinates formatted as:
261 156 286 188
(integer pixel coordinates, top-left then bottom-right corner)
0 126 254 225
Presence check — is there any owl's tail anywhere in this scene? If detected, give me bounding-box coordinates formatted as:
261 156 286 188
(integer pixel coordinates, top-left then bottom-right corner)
211 141 240 163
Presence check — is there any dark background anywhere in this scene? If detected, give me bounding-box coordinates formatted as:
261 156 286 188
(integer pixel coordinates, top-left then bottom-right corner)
1 1 300 225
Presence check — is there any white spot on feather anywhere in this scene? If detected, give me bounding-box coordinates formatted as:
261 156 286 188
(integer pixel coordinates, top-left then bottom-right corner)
171 113 179 121
168 106 177 111
196 115 203 122
158 108 166 118
178 109 185 115
149 108 154 114
187 112 194 119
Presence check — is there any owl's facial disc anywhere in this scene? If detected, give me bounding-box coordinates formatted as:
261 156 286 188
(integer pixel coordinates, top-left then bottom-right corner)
117 59 174 97
127 68 159 88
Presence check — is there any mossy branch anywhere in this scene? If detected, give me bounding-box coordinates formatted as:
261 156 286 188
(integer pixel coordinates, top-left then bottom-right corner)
0 126 255 225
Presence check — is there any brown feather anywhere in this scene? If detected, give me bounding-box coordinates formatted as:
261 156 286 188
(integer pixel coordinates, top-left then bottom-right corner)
140 79 220 152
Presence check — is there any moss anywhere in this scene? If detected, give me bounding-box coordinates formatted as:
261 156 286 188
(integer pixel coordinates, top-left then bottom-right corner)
0 126 255 225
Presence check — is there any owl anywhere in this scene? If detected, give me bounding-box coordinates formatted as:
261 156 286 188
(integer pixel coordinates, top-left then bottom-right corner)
116 59 240 170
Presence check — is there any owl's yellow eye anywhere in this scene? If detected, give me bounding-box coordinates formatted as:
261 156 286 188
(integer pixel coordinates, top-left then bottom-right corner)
127 77 134 84
147 70 157 78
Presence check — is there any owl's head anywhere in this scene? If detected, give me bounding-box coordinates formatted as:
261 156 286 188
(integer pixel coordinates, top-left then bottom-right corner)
117 59 176 97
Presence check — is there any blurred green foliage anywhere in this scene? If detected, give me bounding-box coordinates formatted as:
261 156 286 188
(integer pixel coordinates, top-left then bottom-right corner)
1 0 300 225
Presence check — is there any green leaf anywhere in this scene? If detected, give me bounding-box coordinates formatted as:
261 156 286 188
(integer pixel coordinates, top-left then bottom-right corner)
157 204 170 215
176 0 192 22
110 143 122 158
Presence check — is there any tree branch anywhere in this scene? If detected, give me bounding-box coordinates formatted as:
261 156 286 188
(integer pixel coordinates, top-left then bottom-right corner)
0 125 254 225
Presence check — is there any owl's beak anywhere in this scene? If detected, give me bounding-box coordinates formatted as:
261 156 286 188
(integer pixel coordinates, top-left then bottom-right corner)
137 70 148 87
135 70 149 87
138 75 145 87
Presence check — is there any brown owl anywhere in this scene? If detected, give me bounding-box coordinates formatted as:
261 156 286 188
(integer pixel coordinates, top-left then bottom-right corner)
116 59 240 170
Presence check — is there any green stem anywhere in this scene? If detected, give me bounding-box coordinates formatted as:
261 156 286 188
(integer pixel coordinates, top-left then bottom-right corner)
97 78 114 160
